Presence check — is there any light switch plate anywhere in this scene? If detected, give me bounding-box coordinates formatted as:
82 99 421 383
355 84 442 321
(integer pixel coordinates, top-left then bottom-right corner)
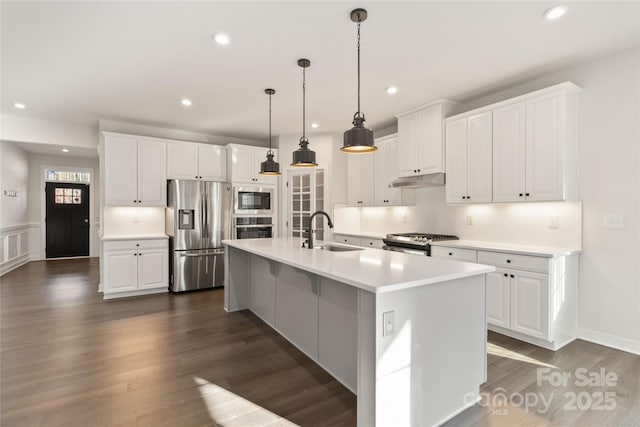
604 214 624 229
383 311 395 337
548 215 559 229
466 215 473 226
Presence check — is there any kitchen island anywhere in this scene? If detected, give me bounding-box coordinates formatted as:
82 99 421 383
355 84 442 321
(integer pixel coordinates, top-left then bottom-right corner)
223 237 494 427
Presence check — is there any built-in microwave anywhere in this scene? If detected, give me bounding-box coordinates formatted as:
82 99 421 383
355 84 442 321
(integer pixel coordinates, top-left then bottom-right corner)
233 186 274 215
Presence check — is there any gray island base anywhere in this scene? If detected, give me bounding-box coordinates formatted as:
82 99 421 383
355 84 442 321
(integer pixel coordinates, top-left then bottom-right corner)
223 237 495 426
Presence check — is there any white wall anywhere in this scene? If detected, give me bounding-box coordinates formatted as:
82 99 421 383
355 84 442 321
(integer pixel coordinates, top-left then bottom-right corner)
0 141 29 227
1 115 98 149
0 141 31 274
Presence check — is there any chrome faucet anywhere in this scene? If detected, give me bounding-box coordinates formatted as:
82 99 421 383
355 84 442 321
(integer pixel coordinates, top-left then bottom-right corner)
304 211 334 249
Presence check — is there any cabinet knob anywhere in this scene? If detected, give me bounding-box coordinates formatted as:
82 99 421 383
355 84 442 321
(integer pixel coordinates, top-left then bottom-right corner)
503 273 508 277
506 259 511 263
448 252 453 256
510 274 515 278
136 244 140 247
525 193 530 197
519 193 523 197
134 253 137 256
462 196 466 200
467 196 471 200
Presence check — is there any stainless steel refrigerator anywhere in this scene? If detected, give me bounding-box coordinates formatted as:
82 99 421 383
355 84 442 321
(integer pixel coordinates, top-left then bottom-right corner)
166 180 232 292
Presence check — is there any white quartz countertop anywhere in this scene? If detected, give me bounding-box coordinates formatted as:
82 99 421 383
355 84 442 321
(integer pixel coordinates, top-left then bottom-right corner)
223 237 494 294
101 234 169 241
430 239 581 257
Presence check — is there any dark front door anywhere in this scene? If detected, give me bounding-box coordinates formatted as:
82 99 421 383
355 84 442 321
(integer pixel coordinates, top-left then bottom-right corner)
45 182 90 258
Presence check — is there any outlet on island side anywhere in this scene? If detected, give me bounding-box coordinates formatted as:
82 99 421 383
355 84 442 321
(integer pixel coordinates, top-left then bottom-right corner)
383 311 395 337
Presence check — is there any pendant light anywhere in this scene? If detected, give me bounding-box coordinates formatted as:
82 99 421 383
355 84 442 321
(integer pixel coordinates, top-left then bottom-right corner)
259 88 281 175
291 58 318 167
342 8 376 153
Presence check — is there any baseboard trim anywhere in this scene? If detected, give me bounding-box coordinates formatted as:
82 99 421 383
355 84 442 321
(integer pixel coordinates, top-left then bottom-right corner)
103 287 168 300
0 255 30 276
578 327 640 356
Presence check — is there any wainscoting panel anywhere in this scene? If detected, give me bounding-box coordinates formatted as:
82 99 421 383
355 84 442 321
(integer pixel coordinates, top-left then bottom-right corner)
1 225 31 276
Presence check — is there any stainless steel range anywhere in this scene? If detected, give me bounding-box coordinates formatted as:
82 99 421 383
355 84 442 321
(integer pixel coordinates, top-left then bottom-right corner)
383 232 459 256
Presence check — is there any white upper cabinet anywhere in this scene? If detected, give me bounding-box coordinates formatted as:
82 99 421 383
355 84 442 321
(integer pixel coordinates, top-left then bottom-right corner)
445 111 493 204
492 102 526 202
104 133 166 206
347 151 374 206
396 100 458 177
492 84 580 202
347 134 415 206
167 142 227 182
228 144 278 185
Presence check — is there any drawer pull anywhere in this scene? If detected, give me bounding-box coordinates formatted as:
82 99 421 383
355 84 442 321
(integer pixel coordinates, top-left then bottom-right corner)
510 274 515 278
506 259 511 263
449 252 453 256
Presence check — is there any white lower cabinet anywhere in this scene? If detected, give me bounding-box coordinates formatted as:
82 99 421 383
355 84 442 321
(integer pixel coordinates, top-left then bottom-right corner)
510 269 549 339
103 239 168 298
430 246 477 262
247 255 357 391
275 265 319 359
248 255 277 327
333 234 384 249
318 277 357 391
485 268 511 329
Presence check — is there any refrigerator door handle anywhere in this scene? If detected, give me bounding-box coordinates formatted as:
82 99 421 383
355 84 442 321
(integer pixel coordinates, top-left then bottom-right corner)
179 249 225 257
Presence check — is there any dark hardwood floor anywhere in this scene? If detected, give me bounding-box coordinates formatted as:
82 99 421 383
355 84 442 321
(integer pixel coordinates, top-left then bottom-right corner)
1 259 639 426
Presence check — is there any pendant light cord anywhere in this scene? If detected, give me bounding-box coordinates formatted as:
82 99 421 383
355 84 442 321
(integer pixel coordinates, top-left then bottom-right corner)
357 21 361 118
302 66 307 141
268 92 273 154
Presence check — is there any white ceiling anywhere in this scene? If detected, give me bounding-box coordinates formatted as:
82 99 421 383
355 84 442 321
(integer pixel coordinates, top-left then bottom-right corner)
2 1 639 142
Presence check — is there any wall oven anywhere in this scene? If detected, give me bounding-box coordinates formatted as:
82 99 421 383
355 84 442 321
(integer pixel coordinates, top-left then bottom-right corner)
233 186 274 215
234 216 273 239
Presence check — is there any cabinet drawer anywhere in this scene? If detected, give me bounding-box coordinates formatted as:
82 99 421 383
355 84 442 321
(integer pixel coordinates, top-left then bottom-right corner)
334 235 361 246
431 246 477 263
361 238 384 249
104 239 168 252
477 250 548 273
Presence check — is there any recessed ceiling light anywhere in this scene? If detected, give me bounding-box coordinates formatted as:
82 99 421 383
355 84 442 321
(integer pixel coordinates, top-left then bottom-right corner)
181 98 192 107
543 5 567 21
13 102 26 109
214 33 231 45
61 148 69 153
386 86 398 95
311 123 319 129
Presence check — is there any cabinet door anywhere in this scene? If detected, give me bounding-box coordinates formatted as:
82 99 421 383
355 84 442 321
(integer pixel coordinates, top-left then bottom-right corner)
398 113 419 177
198 145 227 181
493 102 526 202
510 270 549 340
248 255 277 327
229 146 256 183
466 111 493 203
167 142 199 180
347 153 374 206
416 105 444 174
137 139 167 206
445 118 467 204
318 278 357 391
275 265 319 359
486 268 510 329
105 136 138 206
525 93 564 201
138 249 168 289
374 137 402 205
104 250 138 292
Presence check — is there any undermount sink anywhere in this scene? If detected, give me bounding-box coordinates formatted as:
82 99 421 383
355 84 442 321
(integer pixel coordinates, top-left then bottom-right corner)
313 244 364 252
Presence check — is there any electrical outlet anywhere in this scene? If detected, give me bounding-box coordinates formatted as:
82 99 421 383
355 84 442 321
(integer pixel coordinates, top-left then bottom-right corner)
383 311 395 337
548 215 559 229
401 213 407 223
604 214 624 229
133 216 140 223
466 215 473 226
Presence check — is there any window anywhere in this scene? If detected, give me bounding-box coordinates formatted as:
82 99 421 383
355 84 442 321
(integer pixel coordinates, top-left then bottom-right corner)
45 169 90 183
54 188 82 204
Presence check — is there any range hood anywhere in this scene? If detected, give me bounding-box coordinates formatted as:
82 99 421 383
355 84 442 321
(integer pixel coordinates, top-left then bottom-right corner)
389 173 446 189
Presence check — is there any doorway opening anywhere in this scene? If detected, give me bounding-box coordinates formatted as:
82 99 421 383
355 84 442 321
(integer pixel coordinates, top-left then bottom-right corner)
44 169 91 258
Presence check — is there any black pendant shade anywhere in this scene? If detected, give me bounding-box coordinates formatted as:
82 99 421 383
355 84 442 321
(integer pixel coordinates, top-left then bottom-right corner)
342 8 377 153
259 88 281 176
291 58 318 167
